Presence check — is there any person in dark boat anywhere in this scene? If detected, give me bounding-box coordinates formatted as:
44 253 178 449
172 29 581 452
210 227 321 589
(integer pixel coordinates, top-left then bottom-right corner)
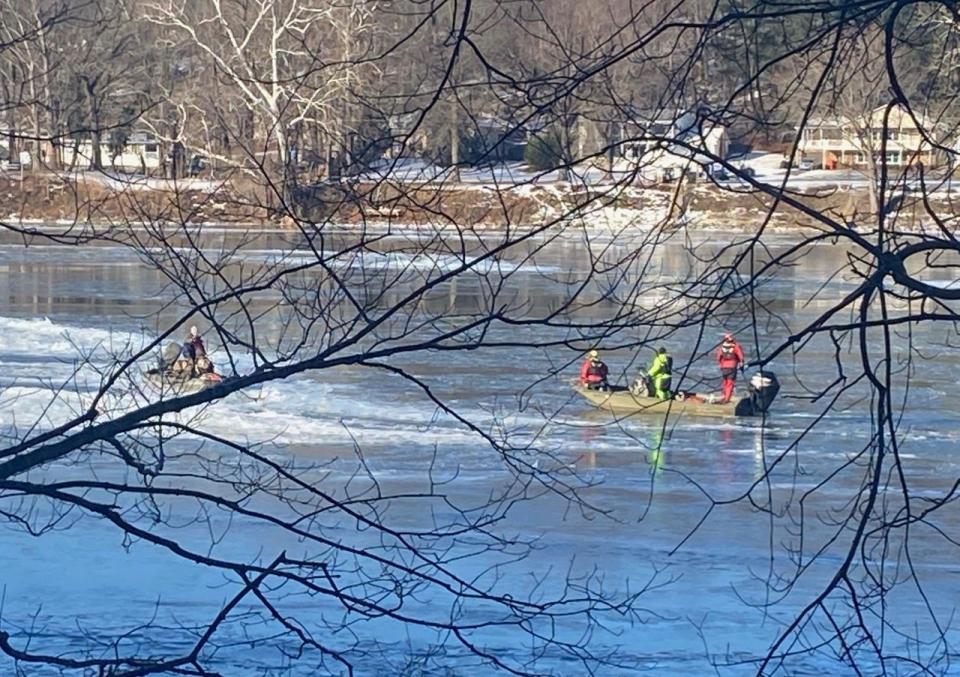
195 354 214 375
148 326 222 392
177 326 210 378
579 349 609 390
182 325 206 361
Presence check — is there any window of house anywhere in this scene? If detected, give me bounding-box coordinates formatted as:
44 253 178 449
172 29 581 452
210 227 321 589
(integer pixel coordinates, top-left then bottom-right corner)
869 128 900 143
822 128 843 140
885 151 900 165
145 144 158 154
855 152 866 164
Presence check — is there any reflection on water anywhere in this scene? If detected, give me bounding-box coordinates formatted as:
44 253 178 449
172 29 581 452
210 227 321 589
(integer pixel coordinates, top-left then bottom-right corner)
647 427 666 475
0 228 837 328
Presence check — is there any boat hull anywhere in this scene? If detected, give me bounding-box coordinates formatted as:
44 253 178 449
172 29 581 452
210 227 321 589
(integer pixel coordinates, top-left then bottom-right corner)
573 385 754 418
145 369 223 395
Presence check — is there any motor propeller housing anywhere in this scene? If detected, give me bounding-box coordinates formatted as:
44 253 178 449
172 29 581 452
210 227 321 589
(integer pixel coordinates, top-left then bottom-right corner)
735 371 781 416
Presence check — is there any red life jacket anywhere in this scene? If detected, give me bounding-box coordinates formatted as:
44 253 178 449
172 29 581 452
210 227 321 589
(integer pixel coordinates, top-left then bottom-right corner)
581 359 608 383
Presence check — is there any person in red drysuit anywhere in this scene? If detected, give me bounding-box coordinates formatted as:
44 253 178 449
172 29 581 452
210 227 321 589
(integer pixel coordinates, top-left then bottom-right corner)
716 333 745 403
579 349 609 390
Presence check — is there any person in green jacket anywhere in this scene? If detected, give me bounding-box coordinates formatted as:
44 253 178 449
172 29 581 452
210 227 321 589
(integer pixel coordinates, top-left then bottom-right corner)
647 347 673 400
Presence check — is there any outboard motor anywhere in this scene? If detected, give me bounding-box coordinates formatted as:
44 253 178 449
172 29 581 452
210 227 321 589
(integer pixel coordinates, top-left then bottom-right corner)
734 371 780 416
630 373 653 397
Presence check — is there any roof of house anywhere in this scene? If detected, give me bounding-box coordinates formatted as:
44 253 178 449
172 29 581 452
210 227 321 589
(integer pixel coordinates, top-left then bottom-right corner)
805 104 940 132
127 131 159 145
803 114 851 128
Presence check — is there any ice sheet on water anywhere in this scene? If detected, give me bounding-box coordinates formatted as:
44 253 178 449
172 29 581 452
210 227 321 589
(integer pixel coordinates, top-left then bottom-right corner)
193 379 485 448
0 315 181 425
0 314 149 359
0 385 93 435
234 248 562 275
0 314 511 452
0 316 152 422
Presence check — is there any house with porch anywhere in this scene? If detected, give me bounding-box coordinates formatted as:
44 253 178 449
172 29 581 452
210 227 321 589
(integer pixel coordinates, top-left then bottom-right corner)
798 105 949 170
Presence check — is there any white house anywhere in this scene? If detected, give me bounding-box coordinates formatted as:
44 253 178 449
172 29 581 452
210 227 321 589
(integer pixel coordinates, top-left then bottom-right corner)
617 111 729 177
61 131 162 171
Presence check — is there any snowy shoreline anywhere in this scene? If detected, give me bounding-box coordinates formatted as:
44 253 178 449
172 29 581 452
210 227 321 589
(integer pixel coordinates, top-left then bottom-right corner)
0 169 953 234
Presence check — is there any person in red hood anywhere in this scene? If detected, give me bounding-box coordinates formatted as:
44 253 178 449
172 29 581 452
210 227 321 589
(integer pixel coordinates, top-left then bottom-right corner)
579 349 609 390
716 333 745 403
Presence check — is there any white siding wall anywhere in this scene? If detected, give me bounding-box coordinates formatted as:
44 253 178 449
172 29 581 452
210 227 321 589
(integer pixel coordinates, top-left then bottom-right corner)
62 140 161 170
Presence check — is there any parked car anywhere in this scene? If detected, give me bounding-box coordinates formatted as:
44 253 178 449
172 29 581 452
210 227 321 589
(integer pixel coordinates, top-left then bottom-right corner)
188 154 206 177
703 163 730 180
797 159 814 171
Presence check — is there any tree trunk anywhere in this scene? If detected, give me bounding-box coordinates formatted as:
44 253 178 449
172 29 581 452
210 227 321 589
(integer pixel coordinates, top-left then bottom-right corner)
37 11 58 169
605 123 616 182
66 137 79 172
48 97 62 170
6 63 18 163
85 79 103 171
31 101 42 172
449 110 460 182
560 111 575 182
90 128 103 170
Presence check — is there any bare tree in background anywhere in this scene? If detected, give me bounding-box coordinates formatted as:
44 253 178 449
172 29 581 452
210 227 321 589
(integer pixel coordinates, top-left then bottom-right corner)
2 0 960 675
0 0 77 168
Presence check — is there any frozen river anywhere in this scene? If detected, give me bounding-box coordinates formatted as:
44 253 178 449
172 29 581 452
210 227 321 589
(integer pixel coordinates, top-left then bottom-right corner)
0 226 957 675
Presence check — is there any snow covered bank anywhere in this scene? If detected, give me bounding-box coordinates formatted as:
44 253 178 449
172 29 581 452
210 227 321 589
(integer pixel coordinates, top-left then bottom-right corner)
0 169 955 233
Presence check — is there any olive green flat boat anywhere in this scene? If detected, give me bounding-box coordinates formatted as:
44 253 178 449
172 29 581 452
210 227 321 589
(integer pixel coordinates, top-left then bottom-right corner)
573 371 779 418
